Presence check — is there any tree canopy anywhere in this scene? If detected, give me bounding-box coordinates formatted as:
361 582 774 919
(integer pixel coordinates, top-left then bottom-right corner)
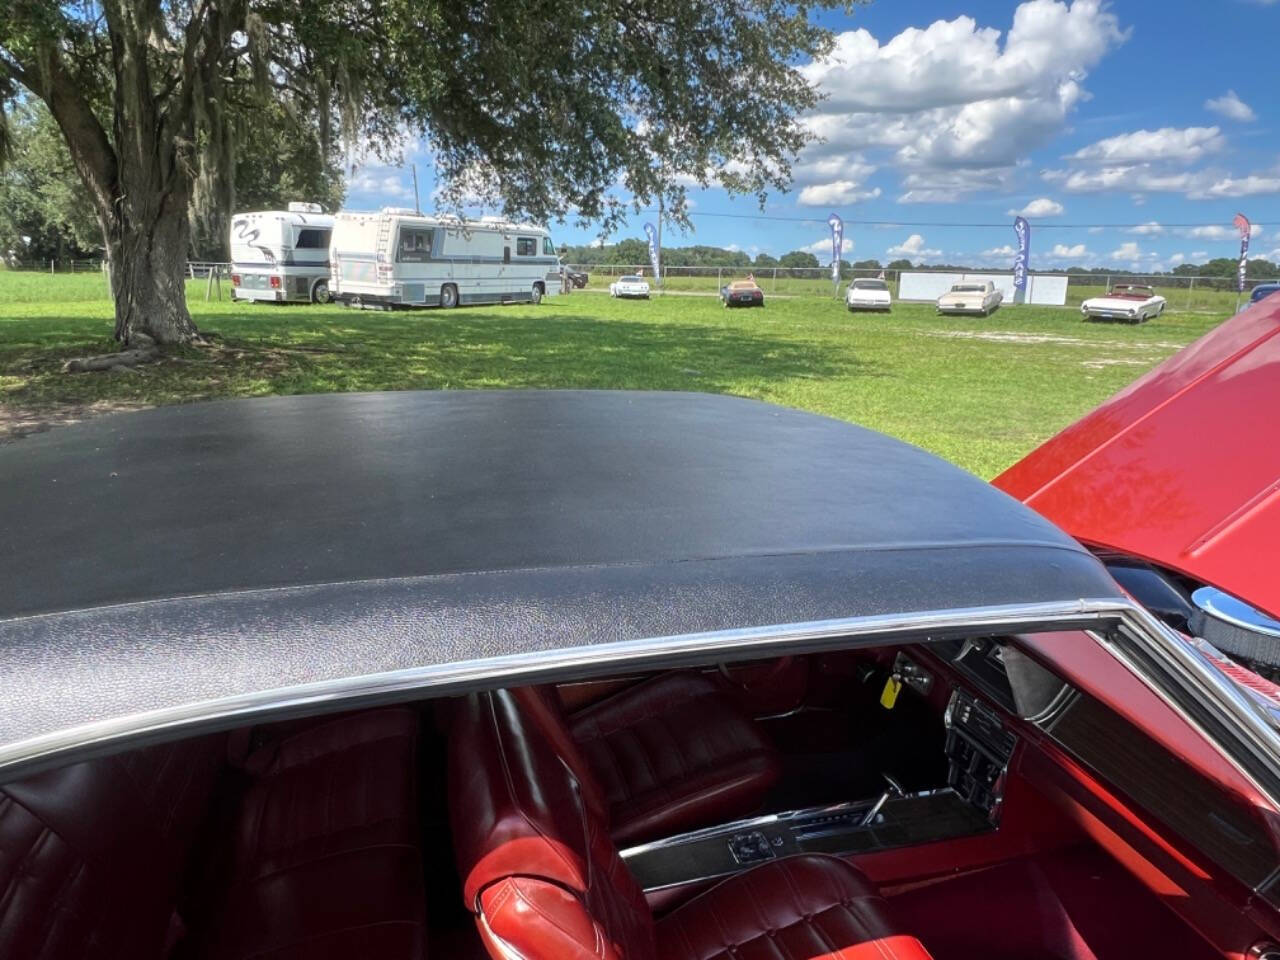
778 250 820 268
1 0 849 344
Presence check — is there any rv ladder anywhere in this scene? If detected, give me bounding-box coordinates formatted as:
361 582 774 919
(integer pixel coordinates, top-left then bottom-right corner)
375 218 393 262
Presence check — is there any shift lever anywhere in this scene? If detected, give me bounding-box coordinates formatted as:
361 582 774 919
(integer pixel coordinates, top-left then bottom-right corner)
859 773 907 827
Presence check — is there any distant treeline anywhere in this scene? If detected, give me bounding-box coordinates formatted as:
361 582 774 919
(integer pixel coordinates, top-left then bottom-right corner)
562 239 1280 280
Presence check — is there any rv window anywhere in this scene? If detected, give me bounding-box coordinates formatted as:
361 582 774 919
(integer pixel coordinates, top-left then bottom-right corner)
543 237 555 256
397 228 433 262
516 237 537 256
504 246 511 264
294 229 331 250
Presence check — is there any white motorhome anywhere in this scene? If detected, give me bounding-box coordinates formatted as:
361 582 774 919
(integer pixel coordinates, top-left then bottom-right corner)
329 210 562 308
229 203 334 304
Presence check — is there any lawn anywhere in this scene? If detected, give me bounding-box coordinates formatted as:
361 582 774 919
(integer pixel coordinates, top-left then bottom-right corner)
0 270 1226 477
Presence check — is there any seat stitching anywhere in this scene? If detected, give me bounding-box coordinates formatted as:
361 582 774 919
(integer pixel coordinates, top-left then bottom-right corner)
243 841 418 884
0 824 51 918
30 851 88 959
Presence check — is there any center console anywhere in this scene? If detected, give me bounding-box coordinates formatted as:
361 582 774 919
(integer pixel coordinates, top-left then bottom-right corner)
622 687 1016 892
945 688 1017 821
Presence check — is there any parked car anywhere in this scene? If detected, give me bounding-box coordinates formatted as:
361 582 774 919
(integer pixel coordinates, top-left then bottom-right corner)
845 278 893 312
3 383 1280 960
1250 281 1280 305
567 269 589 289
1080 283 1166 322
609 274 650 298
721 278 765 307
936 280 1002 315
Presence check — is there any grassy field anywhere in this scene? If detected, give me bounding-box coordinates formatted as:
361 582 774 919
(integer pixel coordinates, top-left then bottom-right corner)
0 270 1226 477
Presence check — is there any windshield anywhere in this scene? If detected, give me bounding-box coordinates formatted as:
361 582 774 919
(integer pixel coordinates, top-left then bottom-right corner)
852 280 887 290
952 285 986 293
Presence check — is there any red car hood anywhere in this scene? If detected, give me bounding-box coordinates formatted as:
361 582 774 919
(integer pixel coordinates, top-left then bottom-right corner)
994 301 1280 620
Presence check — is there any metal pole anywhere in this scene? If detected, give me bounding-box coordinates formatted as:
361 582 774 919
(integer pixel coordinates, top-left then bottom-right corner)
411 164 421 215
1187 277 1194 312
656 199 663 292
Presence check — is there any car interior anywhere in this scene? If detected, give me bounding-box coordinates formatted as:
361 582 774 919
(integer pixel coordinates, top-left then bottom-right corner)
1 631 1270 959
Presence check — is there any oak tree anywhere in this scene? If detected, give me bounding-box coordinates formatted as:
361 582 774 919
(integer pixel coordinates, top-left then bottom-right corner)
2 0 844 345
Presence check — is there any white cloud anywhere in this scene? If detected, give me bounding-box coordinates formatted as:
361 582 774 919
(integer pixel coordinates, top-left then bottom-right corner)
1067 127 1225 165
897 167 1016 204
1198 174 1280 198
798 1 1128 200
1109 242 1144 261
1088 226 1105 235
1043 164 1201 195
1168 253 1185 266
803 236 855 256
797 181 883 206
1008 197 1064 217
1191 251 1209 259
1127 221 1164 235
887 234 942 258
1180 223 1263 240
982 245 1018 257
348 170 413 201
1050 243 1088 258
1205 90 1257 123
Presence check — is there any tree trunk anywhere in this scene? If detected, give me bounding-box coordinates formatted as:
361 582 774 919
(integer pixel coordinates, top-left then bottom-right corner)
101 188 200 346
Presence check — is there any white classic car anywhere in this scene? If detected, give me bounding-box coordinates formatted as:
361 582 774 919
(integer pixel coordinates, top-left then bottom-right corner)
845 278 893 312
937 281 1003 316
609 275 651 299
1081 284 1166 323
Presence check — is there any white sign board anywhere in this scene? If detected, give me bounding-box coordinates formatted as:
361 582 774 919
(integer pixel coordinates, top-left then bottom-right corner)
898 272 1069 307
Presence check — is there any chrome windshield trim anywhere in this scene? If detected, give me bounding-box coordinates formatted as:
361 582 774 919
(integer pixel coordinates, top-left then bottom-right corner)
1104 606 1280 806
0 599 1124 780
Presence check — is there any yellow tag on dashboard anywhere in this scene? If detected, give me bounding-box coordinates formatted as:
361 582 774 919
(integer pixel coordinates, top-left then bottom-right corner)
880 676 902 709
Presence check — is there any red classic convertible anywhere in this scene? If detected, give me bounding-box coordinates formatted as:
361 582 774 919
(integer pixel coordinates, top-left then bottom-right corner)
1 302 1278 959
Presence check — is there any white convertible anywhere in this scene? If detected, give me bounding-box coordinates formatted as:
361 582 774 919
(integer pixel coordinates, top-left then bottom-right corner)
609 275 651 299
937 281 1003 316
1081 284 1166 323
845 278 892 312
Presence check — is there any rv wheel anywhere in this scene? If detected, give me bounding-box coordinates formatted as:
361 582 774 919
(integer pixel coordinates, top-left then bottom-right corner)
311 280 331 304
441 284 459 309
531 283 544 305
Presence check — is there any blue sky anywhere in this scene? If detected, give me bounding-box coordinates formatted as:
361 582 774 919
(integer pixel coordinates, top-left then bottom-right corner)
344 0 1280 270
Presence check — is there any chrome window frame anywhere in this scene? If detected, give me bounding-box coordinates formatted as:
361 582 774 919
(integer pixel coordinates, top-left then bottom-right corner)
3 597 1278 822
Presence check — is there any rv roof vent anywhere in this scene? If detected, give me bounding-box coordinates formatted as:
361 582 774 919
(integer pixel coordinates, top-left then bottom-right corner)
287 201 323 214
381 206 417 215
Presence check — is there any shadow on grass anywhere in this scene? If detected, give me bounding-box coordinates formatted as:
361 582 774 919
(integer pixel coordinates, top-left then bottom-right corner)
1 310 883 413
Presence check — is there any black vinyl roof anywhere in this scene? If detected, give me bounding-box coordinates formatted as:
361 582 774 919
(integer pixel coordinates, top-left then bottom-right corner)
0 391 1123 764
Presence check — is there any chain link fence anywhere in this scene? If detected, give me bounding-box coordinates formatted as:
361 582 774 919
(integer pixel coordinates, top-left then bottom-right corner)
570 264 1244 313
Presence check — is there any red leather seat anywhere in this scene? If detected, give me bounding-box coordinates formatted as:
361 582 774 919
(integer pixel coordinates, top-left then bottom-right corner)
0 707 426 960
196 708 427 960
449 688 933 960
514 672 780 846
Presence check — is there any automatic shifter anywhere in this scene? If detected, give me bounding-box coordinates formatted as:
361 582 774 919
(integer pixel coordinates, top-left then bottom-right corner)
859 773 906 827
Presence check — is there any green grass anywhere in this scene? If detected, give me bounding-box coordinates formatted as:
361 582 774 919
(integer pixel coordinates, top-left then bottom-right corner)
0 271 1227 477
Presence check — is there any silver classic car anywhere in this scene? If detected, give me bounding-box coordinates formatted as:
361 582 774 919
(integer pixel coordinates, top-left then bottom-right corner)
2 390 1279 960
937 280 1003 316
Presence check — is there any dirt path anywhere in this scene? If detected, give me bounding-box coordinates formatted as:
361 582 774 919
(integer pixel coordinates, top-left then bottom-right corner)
0 401 151 444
